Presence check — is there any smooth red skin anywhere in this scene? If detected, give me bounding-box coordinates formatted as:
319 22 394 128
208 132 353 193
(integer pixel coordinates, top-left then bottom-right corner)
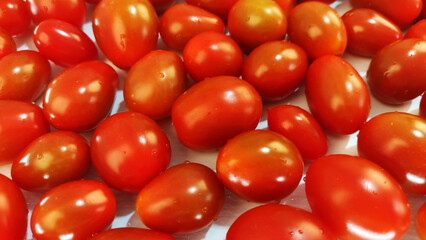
217 130 303 203
183 32 243 82
367 38 426 104
185 0 238 20
288 2 347 60
0 50 51 102
306 154 411 240
149 0 176 12
93 0 158 69
136 162 225 234
0 28 16 59
0 174 28 240
417 203 426 239
12 131 90 192
227 203 337 240
420 94 426 118
0 101 49 163
171 76 263 150
90 228 176 240
242 41 308 101
268 105 328 160
159 4 225 51
420 0 426 20
306 55 370 135
31 180 117 240
86 0 101 4
358 112 426 195
299 0 336 3
91 111 171 192
0 0 31 35
342 8 402 57
405 19 426 40
31 0 86 27
274 0 295 16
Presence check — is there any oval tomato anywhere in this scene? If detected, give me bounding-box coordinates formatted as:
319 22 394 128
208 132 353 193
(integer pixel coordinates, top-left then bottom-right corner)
0 28 15 59
149 0 176 12
0 0 31 35
184 0 238 20
405 19 426 40
91 228 176 240
30 0 86 27
417 202 426 240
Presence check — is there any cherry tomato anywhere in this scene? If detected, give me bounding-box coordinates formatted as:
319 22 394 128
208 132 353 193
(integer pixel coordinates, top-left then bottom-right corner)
417 202 426 240
273 0 295 16
306 154 411 240
172 76 262 150
159 4 225 51
268 105 328 160
136 162 225 234
0 0 31 35
183 31 243 82
93 0 158 69
300 0 336 3
0 28 15 59
30 0 86 27
342 8 402 57
91 228 175 240
184 0 238 20
405 19 426 40
31 180 117 240
305 55 370 135
227 203 337 240
288 1 347 60
228 0 287 51
149 0 176 12
242 40 308 101
12 131 90 192
420 93 426 118
0 50 51 102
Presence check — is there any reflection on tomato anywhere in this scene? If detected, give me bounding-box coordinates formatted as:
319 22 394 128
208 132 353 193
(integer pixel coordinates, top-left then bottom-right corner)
30 0 86 27
90 228 176 240
149 0 176 12
184 0 238 20
0 28 15 59
0 0 31 35
416 202 426 240
405 20 426 40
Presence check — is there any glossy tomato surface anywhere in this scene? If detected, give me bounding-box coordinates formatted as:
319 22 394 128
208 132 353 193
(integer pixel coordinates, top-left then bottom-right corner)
149 0 176 12
91 228 176 240
274 0 295 16
184 0 238 20
0 28 16 59
0 0 31 35
417 202 426 240
30 0 86 27
405 19 426 40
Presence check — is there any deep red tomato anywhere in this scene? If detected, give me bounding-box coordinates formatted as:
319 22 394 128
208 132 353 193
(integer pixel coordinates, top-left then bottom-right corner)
184 0 238 20
136 162 225 234
420 0 426 20
405 19 426 40
90 228 176 240
0 0 31 35
420 94 426 118
172 76 262 150
93 0 158 69
367 38 426 104
242 41 308 101
31 180 117 240
217 130 303 202
342 8 402 57
306 154 411 240
288 1 347 60
228 0 287 51
0 174 28 240
0 28 15 59
305 55 370 135
274 0 295 16
30 0 86 27
159 4 225 51
299 0 336 3
417 202 426 239
183 31 243 82
149 0 176 12
227 203 337 240
0 50 51 102
12 131 90 191
86 0 100 4
268 105 328 160
43 61 118 132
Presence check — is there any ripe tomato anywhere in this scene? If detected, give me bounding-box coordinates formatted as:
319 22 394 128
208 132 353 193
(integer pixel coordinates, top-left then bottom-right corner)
306 154 411 240
420 94 426 118
12 131 90 191
0 174 28 240
405 19 426 40
90 228 176 240
417 202 426 240
305 55 370 135
184 0 238 20
242 41 308 101
273 0 295 16
149 0 176 12
34 19 98 67
31 180 117 240
268 105 328 160
342 8 402 57
288 1 347 60
86 0 100 4
92 0 158 69
172 76 262 150
300 0 336 3
0 50 51 102
30 0 86 27
136 162 225 234
159 4 225 51
0 28 15 59
0 0 31 35
183 31 243 82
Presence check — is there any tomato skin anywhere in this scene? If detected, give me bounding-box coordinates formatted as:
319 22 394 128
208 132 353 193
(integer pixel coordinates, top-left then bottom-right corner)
183 31 243 82
420 94 426 118
342 8 402 57
405 19 426 40
30 0 86 27
0 28 16 59
90 228 176 240
171 76 263 150
268 105 327 160
149 0 176 12
159 4 225 51
0 0 31 35
93 0 158 69
416 203 426 240
86 0 101 3
184 0 238 20
273 0 295 16
306 154 411 240
300 0 336 3
305 55 370 135
34 19 98 68
136 162 225 234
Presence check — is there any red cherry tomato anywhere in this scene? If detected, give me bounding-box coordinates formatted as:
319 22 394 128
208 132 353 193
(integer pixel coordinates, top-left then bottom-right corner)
242 40 308 101
31 180 117 240
0 0 31 35
420 93 426 118
0 28 15 59
306 154 411 240
149 0 176 12
305 55 370 135
172 76 262 150
184 0 238 20
0 50 51 102
93 0 158 69
86 0 100 4
342 8 402 57
288 1 347 60
417 202 426 240
273 0 295 16
300 0 336 3
30 0 86 27
405 19 426 40
217 130 303 202
159 4 225 51
268 105 328 160
227 203 337 240
183 31 243 82
136 162 225 234
12 131 90 191
90 228 176 240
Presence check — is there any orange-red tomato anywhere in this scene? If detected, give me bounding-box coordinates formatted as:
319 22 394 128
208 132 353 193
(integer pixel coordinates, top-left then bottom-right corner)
274 0 295 16
405 19 426 40
90 228 176 240
184 0 238 20
0 28 15 59
0 0 31 35
149 0 176 12
417 202 426 240
30 0 86 27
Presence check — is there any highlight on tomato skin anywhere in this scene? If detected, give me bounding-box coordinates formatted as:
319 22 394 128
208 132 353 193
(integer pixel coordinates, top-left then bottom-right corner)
0 0 32 36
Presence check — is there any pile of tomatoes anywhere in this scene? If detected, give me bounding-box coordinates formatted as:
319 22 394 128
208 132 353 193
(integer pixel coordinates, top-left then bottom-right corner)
1 0 426 239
